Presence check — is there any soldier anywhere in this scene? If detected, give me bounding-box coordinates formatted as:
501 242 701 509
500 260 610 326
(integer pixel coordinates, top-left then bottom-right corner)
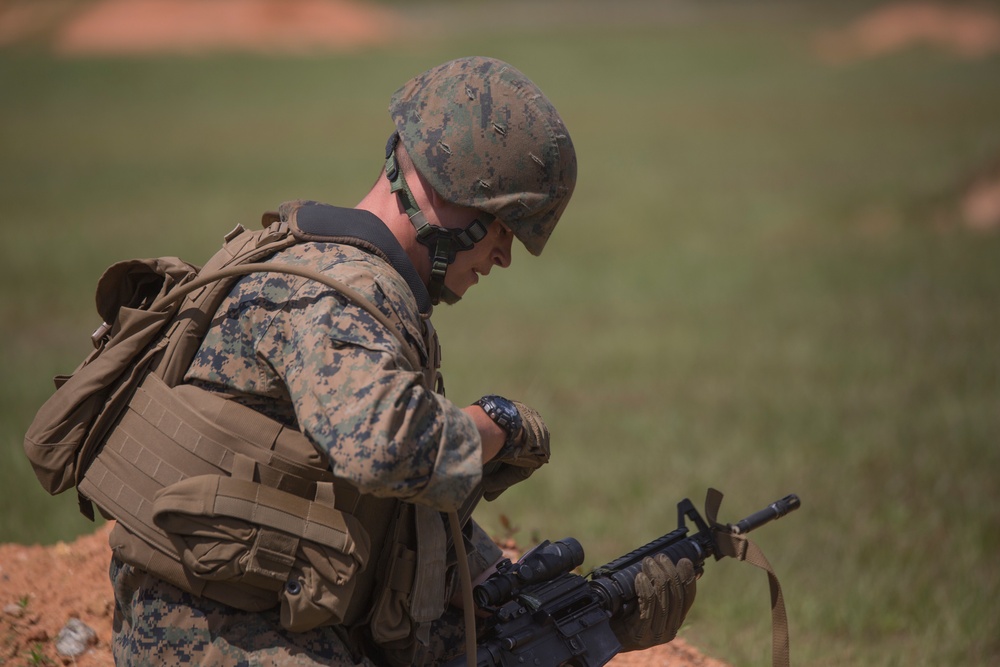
107 56 696 666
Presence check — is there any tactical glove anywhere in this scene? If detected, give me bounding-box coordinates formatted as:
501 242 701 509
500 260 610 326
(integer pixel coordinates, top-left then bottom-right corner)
480 400 550 501
610 554 697 652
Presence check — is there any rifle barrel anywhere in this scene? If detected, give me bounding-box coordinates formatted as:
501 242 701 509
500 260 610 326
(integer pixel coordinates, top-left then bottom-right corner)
730 494 801 535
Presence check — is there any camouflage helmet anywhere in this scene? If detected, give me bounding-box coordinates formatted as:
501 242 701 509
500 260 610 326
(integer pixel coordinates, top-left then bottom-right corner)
389 56 577 256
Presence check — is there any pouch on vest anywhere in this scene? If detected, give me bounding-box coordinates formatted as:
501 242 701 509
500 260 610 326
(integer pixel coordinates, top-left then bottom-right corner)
152 470 371 632
364 503 450 667
84 367 383 632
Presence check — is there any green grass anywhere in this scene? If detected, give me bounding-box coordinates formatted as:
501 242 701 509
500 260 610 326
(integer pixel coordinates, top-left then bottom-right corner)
2 2 999 665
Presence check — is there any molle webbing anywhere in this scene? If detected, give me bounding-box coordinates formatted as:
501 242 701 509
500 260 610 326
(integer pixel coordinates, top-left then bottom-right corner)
82 373 395 627
80 373 341 538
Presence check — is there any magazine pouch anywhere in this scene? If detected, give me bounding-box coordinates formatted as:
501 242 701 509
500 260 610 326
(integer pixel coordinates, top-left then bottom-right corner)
152 466 371 632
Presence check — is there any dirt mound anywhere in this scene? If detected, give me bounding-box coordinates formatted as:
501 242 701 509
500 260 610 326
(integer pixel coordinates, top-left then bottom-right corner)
1 524 115 667
814 1 1000 64
960 157 1000 232
0 523 727 666
0 0 399 55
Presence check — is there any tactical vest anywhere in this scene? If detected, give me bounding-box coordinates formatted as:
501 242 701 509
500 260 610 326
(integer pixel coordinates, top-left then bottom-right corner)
26 202 458 656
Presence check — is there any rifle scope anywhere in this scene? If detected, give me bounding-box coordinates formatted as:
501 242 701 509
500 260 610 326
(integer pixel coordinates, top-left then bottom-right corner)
473 538 585 608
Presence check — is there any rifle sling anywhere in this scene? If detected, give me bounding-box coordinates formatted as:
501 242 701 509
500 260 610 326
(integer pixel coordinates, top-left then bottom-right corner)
706 489 791 667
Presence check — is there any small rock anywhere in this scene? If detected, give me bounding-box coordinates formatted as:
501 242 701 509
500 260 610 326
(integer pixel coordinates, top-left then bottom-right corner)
55 618 97 658
3 603 24 618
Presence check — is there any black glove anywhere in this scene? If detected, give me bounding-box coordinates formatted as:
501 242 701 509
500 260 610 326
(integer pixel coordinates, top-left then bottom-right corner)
610 555 698 651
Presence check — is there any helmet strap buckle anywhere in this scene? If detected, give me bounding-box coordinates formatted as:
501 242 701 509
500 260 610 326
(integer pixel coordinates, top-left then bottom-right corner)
384 133 492 304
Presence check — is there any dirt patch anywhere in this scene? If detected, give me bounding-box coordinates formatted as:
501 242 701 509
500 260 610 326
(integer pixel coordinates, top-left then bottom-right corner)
814 2 1000 64
1 523 115 667
0 0 77 48
959 157 1000 232
0 0 399 55
0 523 728 666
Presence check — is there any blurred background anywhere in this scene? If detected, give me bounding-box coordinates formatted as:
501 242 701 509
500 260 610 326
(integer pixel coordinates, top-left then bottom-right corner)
2 1 998 665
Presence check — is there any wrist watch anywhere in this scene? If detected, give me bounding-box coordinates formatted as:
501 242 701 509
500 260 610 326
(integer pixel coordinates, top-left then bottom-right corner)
474 394 523 451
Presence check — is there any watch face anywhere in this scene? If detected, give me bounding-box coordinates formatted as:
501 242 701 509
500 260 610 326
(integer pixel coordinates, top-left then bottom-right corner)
495 402 518 430
479 395 522 439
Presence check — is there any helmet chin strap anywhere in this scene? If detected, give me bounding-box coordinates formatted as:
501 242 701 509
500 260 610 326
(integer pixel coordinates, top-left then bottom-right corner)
384 133 489 305
437 285 463 305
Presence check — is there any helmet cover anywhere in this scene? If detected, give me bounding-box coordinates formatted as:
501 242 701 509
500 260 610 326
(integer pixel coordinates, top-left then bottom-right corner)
389 56 577 256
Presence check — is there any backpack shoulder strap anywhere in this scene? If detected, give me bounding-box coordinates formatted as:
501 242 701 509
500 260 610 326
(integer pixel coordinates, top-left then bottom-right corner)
154 260 422 375
149 221 298 386
153 205 428 385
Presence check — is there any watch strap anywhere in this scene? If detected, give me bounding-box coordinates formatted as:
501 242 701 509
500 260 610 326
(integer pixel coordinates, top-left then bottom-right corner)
474 394 522 451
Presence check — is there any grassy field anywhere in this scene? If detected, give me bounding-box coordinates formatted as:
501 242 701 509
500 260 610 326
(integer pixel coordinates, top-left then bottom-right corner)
2 2 999 665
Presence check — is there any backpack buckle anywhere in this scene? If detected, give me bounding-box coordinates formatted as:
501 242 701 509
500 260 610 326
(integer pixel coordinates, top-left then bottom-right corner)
91 321 112 348
224 224 247 243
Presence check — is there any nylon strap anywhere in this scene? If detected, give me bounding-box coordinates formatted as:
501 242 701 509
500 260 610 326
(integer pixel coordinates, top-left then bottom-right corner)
448 510 477 667
149 262 423 373
383 132 489 304
705 489 791 667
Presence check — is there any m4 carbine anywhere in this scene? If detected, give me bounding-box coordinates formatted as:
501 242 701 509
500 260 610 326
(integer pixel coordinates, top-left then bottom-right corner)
446 489 800 667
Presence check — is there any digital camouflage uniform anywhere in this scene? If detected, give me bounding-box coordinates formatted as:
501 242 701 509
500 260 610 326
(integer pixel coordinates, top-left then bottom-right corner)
111 234 502 665
109 55 577 667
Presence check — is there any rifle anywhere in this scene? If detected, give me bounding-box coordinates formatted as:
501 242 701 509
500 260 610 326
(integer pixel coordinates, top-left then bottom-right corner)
445 489 800 667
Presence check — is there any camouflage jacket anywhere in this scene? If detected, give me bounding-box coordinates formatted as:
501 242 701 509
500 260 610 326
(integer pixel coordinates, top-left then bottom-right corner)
185 238 483 512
